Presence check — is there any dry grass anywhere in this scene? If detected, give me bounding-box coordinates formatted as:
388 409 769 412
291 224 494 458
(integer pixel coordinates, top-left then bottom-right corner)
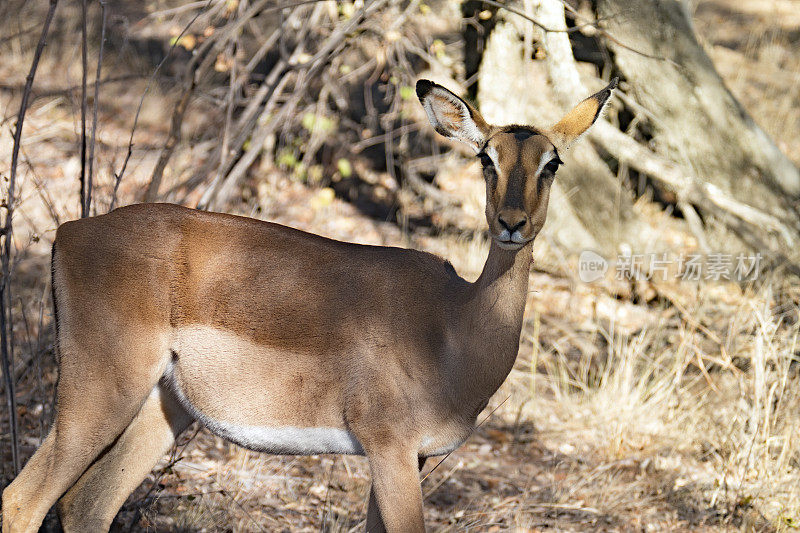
1 0 800 532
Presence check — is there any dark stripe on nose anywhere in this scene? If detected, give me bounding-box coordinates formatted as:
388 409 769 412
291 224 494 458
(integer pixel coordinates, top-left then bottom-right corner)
503 160 526 209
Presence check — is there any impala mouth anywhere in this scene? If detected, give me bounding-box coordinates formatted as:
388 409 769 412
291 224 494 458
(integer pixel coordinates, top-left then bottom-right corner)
495 240 525 250
494 229 531 250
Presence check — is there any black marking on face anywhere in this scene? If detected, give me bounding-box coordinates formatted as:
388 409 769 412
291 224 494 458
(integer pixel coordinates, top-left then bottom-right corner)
513 130 534 141
504 126 537 141
501 150 532 210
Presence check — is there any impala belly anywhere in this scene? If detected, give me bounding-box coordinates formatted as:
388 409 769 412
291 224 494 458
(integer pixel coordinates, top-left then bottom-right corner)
161 325 473 457
419 437 465 457
418 425 472 457
162 326 364 455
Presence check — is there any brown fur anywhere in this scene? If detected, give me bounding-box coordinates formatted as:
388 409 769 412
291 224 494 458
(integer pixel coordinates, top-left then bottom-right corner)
1 79 613 533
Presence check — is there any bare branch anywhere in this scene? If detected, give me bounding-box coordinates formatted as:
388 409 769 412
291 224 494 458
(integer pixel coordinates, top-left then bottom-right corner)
199 0 384 209
1 0 59 476
87 0 108 217
481 0 672 62
113 0 213 199
80 0 89 217
142 77 197 202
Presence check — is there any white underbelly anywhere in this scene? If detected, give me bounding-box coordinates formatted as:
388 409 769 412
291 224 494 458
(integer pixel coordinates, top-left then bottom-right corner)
162 362 364 455
200 420 364 455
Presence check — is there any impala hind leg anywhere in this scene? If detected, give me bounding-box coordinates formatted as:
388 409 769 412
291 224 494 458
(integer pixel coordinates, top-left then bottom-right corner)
1 349 165 533
57 384 192 532
364 449 426 533
1 389 157 533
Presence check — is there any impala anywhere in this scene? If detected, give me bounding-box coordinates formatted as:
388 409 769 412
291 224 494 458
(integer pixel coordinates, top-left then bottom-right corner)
2 77 616 532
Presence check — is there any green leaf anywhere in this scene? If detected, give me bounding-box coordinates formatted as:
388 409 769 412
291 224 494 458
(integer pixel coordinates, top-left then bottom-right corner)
337 158 352 178
301 113 336 133
301 113 316 132
277 148 299 168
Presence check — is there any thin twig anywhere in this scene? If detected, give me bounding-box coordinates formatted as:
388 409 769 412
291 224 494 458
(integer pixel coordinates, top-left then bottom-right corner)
200 0 382 208
79 0 89 217
0 23 41 43
421 395 510 485
351 122 421 153
145 0 215 18
144 0 268 202
21 148 61 228
202 72 293 208
195 37 239 208
87 0 108 217
219 488 269 533
114 0 212 195
127 425 202 531
143 77 197 202
1 0 59 476
480 0 671 63
173 0 336 206
0 74 149 99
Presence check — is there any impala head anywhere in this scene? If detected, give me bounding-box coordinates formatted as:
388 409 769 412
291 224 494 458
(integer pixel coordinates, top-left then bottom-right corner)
417 78 617 251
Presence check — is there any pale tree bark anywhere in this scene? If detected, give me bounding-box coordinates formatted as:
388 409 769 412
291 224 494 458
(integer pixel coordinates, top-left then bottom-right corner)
595 0 800 211
535 0 797 251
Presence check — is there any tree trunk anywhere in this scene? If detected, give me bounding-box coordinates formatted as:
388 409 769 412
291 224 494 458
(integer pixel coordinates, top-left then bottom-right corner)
595 0 800 218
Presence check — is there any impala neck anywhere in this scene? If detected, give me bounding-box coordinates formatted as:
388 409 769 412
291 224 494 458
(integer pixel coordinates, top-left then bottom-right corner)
456 240 533 407
473 240 533 306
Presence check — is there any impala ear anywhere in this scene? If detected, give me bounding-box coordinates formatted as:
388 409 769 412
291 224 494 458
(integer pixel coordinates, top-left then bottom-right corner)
549 77 618 150
416 79 491 152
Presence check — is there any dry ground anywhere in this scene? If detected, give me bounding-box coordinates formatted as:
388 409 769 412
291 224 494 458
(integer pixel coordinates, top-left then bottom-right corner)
1 0 800 531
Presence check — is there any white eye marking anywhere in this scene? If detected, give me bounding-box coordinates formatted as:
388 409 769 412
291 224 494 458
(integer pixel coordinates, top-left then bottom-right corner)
536 150 556 176
486 145 500 168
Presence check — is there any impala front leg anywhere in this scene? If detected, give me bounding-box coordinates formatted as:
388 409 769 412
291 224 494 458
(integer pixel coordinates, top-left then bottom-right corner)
366 457 427 532
364 448 425 533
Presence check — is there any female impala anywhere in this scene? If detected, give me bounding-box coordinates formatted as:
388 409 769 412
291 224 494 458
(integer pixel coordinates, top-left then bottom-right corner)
2 78 615 532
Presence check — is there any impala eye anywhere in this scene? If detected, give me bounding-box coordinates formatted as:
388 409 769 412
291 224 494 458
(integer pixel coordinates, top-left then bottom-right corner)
478 152 497 186
543 156 563 175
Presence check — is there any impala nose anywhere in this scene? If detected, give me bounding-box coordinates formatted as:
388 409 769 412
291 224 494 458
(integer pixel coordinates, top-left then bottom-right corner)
498 215 526 233
496 210 529 245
